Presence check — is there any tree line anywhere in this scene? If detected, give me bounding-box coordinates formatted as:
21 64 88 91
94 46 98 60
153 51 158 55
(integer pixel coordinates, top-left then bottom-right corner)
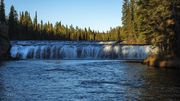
1 0 180 57
0 0 121 41
122 0 180 57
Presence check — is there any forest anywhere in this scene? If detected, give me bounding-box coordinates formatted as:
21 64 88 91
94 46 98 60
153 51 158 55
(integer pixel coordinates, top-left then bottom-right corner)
0 0 180 57
0 0 121 41
121 0 180 57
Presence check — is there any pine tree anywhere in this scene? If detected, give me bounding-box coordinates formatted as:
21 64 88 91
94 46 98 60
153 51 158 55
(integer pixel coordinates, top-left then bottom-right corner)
121 0 140 43
130 0 138 42
136 0 180 55
122 0 135 43
122 0 129 38
33 11 38 30
8 5 18 40
0 0 6 23
1 0 123 41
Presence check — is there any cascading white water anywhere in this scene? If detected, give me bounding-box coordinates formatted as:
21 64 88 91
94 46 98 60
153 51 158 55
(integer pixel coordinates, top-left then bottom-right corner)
10 41 151 60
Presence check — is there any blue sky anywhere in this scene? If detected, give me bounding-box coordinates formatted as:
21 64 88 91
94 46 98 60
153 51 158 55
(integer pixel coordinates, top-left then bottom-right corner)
5 0 122 32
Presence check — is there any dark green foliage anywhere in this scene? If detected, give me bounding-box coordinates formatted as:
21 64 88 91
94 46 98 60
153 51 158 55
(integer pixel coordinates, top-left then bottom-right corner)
0 0 122 41
121 0 180 56
33 11 38 30
137 0 177 55
1 0 180 58
0 0 10 58
121 0 139 43
7 9 121 41
8 5 18 40
0 0 6 23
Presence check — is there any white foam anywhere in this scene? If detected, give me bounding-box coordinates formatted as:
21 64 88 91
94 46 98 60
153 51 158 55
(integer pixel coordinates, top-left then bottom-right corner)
10 41 152 60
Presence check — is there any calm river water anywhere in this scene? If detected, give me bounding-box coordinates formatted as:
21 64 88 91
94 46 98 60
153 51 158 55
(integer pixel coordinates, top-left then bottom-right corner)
0 60 180 101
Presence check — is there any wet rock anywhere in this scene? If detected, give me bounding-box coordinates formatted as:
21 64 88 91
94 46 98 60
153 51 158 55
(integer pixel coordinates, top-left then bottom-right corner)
144 55 180 69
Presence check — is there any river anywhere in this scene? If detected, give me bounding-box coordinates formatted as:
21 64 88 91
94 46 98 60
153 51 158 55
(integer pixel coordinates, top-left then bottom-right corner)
0 41 180 101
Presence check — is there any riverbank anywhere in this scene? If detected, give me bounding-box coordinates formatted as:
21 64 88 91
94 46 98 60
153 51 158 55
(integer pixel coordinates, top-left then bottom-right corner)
144 55 180 69
0 24 10 61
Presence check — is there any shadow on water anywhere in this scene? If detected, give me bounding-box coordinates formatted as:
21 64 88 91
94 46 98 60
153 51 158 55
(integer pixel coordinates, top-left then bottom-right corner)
137 68 180 101
0 69 6 101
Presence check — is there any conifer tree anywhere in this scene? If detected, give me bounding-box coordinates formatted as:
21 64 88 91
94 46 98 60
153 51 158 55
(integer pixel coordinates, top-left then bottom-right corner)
8 5 18 40
0 0 6 23
33 11 38 30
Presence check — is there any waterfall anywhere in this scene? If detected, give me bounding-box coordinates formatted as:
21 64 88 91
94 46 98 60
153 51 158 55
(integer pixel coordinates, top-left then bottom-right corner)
10 41 151 60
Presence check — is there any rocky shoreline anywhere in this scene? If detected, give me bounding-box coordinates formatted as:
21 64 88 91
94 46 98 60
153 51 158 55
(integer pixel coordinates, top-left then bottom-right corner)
144 55 180 69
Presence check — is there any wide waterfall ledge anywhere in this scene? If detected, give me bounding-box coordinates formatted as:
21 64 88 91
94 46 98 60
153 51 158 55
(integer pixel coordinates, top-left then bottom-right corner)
10 41 153 60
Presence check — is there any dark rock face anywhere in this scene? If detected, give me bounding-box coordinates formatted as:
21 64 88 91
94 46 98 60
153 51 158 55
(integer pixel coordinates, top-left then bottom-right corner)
0 23 10 60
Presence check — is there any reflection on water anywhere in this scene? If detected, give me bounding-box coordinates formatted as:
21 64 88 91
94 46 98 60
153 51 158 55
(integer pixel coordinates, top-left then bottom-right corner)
0 60 180 101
